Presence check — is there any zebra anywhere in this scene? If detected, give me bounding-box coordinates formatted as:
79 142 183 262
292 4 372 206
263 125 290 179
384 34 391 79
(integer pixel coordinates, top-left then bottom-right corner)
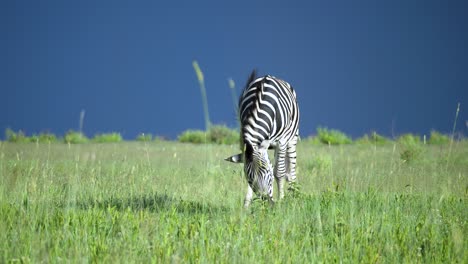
225 70 300 207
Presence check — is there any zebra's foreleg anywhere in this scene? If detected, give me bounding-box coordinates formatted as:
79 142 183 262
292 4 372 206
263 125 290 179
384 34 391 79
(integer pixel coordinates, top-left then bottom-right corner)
274 144 287 200
244 185 254 208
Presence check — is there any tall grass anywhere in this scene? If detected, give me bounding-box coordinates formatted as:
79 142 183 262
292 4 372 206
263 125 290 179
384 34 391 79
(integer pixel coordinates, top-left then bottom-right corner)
192 60 211 130
228 78 238 119
0 141 466 262
447 103 461 170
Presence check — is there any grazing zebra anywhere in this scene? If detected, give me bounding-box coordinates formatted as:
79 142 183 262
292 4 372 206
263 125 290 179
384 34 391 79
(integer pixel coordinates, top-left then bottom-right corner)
225 70 300 207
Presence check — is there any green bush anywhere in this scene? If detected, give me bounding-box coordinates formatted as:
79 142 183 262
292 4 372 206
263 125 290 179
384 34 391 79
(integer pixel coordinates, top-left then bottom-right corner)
178 125 239 145
400 146 423 163
136 133 153 142
428 130 450 145
178 130 207 144
5 128 30 143
92 132 123 143
398 134 423 163
64 131 89 144
208 125 239 145
317 127 352 145
397 133 421 145
29 134 39 143
30 132 57 143
355 131 389 145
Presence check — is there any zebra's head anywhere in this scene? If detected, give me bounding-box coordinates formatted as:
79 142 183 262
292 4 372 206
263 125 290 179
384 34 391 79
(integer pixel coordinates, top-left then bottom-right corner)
225 140 274 198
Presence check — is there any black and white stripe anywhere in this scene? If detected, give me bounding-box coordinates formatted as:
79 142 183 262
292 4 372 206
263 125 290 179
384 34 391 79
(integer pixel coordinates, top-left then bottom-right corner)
226 70 300 207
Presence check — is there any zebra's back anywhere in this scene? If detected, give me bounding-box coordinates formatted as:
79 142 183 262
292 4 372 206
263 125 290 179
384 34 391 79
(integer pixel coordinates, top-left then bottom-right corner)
239 73 300 146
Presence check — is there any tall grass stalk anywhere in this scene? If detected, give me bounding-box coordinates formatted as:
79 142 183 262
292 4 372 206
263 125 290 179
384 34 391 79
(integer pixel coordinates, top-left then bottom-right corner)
192 61 213 189
79 109 86 134
446 102 460 170
228 78 238 117
192 61 211 131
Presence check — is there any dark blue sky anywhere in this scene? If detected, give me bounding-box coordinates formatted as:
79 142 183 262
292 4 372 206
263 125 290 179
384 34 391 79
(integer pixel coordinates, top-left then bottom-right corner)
1 0 467 140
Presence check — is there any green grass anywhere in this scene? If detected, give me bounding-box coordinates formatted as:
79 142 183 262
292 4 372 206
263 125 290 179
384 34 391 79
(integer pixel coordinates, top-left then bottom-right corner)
0 141 466 262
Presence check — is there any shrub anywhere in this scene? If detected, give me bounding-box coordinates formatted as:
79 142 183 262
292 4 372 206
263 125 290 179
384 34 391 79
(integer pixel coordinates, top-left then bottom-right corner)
316 127 352 145
29 134 39 142
397 133 421 145
178 125 239 145
5 128 30 143
428 130 450 145
397 134 423 163
32 132 57 143
178 130 207 144
355 131 389 145
400 146 423 163
92 132 123 143
208 125 238 145
136 133 153 142
64 130 89 144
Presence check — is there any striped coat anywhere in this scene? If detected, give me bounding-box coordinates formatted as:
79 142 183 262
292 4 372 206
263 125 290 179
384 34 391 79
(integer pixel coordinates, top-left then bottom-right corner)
226 70 300 207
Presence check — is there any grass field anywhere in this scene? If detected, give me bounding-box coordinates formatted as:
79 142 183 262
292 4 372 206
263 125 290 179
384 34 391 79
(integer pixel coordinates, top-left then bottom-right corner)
0 140 466 262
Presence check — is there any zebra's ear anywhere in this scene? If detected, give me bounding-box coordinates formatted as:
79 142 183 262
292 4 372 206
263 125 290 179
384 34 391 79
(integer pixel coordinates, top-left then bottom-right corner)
259 140 271 151
225 153 243 163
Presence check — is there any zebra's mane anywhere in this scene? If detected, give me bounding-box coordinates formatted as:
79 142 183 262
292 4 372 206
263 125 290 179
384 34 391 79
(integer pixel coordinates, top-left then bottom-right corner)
247 69 257 85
